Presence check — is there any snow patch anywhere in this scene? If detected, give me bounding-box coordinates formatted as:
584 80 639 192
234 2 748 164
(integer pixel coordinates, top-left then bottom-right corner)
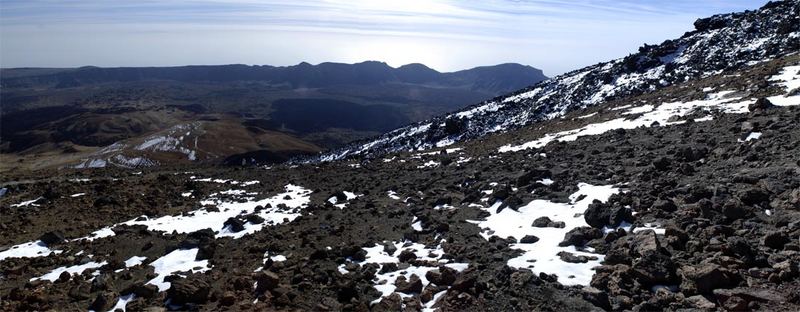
739 132 762 142
11 197 43 207
0 241 62 261
147 248 211 291
767 65 800 106
470 183 621 286
344 241 468 304
500 91 754 153
31 261 107 282
124 256 147 268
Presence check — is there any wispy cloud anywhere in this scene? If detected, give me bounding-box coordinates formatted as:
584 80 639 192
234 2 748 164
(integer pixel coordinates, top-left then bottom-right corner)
0 0 768 73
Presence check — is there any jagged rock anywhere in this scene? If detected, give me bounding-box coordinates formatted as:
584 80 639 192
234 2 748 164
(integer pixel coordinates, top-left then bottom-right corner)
532 216 552 227
39 231 66 245
559 227 603 247
763 231 789 249
738 188 770 205
652 157 671 171
127 283 159 299
254 271 280 292
722 199 749 220
223 217 245 232
509 270 536 287
246 214 265 224
426 266 458 286
714 287 787 307
68 284 91 300
58 271 72 283
91 274 114 292
632 230 661 256
373 293 402 311
680 263 740 295
632 250 677 285
88 292 116 311
378 262 399 274
397 250 417 263
394 274 423 294
516 168 551 187
584 201 611 228
582 287 611 310
451 269 477 292
220 291 236 306
685 295 716 309
168 277 210 305
420 284 440 303
748 98 774 111
651 199 676 212
520 235 540 244
557 251 595 263
330 191 347 203
382 242 398 256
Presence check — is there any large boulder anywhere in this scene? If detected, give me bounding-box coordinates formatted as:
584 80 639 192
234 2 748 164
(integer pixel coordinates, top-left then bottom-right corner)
559 227 603 247
395 274 423 294
168 277 211 305
88 292 116 311
515 168 551 187
680 263 740 295
748 97 774 112
254 271 280 293
39 231 66 246
584 201 611 228
426 266 458 286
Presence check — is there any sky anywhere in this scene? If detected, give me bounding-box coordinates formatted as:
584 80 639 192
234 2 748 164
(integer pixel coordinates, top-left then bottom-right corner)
0 0 769 75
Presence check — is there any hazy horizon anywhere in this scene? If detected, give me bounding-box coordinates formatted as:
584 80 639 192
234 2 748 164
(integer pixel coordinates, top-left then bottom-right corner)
1 0 769 75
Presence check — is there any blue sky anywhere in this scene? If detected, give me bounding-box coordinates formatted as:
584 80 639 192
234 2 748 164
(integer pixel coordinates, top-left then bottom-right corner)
0 0 768 75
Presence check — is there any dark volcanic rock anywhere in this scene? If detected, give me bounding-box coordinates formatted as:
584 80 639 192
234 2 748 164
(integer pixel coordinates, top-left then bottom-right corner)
39 231 66 245
398 250 417 263
748 97 774 111
557 251 595 263
520 235 540 244
763 231 789 249
680 263 740 295
426 266 458 286
223 217 245 232
394 274 423 294
168 277 211 305
559 227 603 247
516 168 551 187
88 292 115 312
254 271 280 293
584 201 611 228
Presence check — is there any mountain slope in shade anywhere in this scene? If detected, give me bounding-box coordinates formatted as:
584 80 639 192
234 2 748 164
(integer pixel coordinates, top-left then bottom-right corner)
0 62 546 96
316 0 800 161
1 62 546 170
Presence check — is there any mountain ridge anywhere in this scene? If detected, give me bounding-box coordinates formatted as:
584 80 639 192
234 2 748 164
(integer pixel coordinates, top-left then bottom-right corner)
0 61 547 95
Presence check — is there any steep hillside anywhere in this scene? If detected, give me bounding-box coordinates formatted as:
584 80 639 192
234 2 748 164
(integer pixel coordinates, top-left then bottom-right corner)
318 0 800 161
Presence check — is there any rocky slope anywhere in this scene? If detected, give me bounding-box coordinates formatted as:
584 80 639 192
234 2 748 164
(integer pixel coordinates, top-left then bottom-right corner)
317 0 800 161
1 36 799 312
